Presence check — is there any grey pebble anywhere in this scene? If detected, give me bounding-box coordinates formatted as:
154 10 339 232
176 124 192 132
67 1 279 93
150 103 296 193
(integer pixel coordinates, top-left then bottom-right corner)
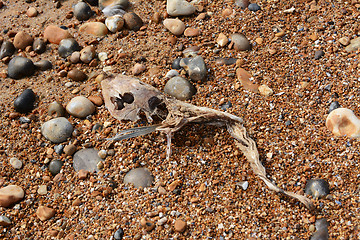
8 56 35 79
34 60 52 71
248 3 261 11
171 58 182 70
314 50 325 60
74 1 93 21
0 41 16 59
124 167 154 188
41 117 73 143
311 218 329 240
305 179 330 199
234 0 249 9
164 76 196 100
48 101 66 117
231 33 251 51
165 69 179 79
66 96 95 118
329 101 340 113
32 38 46 54
48 160 63 176
19 117 31 124
14 89 36 113
54 144 64 155
220 101 232 111
113 227 124 240
180 55 207 81
102 4 126 17
58 38 81 58
99 0 130 10
73 148 103 172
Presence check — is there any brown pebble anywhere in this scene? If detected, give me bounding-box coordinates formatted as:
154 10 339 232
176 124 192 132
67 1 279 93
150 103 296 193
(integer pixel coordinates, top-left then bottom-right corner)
44 25 72 45
26 7 38 17
174 219 187 233
184 28 200 37
88 95 103 106
140 217 155 231
167 36 177 45
13 31 33 49
236 68 259 93
64 144 76 156
123 12 143 31
68 69 87 82
132 63 146 75
221 8 233 17
78 169 89 180
0 185 25 208
153 12 161 23
168 180 181 191
36 206 56 221
79 22 108 37
72 198 81 206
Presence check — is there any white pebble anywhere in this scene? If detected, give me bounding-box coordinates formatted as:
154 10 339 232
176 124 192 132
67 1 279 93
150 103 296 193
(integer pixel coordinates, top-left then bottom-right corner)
9 157 23 169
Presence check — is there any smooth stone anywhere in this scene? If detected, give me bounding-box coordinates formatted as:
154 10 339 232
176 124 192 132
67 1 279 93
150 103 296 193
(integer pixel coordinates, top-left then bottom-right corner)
215 58 237 66
14 89 36 113
13 31 33 49
64 144 76 156
345 37 360 52
132 63 146 75
113 227 124 240
74 1 93 21
305 179 330 199
184 28 200 37
19 117 30 123
66 96 95 118
79 22 109 36
329 101 340 113
258 84 273 96
231 33 251 51
338 37 350 46
98 149 107 159
73 148 103 172
68 69 87 82
311 218 329 240
99 0 130 10
69 51 81 63
248 3 261 11
98 52 108 62
235 0 249 9
36 206 56 221
102 4 126 17
26 7 38 17
236 68 259 93
44 25 72 45
58 38 81 58
140 217 155 231
183 46 200 57
123 12 143 31
80 46 96 63
33 38 46 53
105 15 124 33
48 101 66 117
48 160 63 176
8 56 35 79
163 18 185 36
172 58 182 69
37 185 47 195
167 0 196 17
0 41 15 59
34 60 52 71
54 144 64 154
88 95 103 106
41 117 73 143
216 33 228 47
0 185 25 208
164 76 196 100
9 157 22 169
0 216 11 226
165 69 179 78
314 50 324 60
326 108 360 138
124 167 154 188
174 219 187 233
180 55 207 81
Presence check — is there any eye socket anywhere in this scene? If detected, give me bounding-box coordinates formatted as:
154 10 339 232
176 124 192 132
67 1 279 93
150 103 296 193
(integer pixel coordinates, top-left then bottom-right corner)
122 92 134 104
148 96 162 110
110 96 125 110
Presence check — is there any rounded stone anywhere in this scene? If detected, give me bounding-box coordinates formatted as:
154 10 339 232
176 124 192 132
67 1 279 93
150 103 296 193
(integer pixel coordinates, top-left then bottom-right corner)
163 18 185 36
174 219 187 233
8 56 35 79
105 15 124 33
88 95 103 106
26 7 38 17
124 168 154 188
9 157 22 169
123 12 143 31
64 144 76 156
0 41 15 59
167 0 196 17
217 33 229 47
99 0 130 10
73 148 103 172
98 149 107 159
180 55 207 81
80 45 96 63
132 63 146 75
44 25 72 45
79 22 109 36
36 206 56 221
235 0 249 9
326 108 360 138
102 4 126 17
314 50 325 60
74 1 93 21
184 27 200 37
165 69 179 78
48 101 66 117
66 96 96 118
13 31 33 50
164 76 196 100
171 58 182 69
41 117 73 143
98 52 108 62
329 101 340 113
34 60 52 71
33 38 46 53
0 185 25 208
305 179 330 199
68 69 87 82
58 38 81 58
48 160 63 176
14 89 36 113
113 227 124 240
69 51 81 63
248 3 261 12
230 33 251 51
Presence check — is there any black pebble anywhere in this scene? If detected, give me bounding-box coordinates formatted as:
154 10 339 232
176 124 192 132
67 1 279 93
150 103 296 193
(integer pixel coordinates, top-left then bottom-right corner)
33 38 46 54
48 160 63 176
0 41 16 59
8 56 35 79
329 101 340 113
58 38 81 58
305 179 330 199
34 60 52 71
74 2 93 21
314 50 325 60
14 89 36 113
171 58 182 70
248 3 261 12
113 228 124 240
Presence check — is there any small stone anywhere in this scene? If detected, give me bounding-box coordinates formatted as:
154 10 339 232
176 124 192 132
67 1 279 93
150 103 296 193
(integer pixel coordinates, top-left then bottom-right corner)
78 169 89 180
48 160 63 176
41 117 73 143
74 2 93 21
235 0 249 9
8 56 35 79
174 219 187 233
123 12 143 31
13 31 33 50
58 39 81 58
48 101 66 117
36 206 56 221
98 52 108 62
196 12 206 20
88 95 103 106
163 18 185 36
164 76 196 100
180 55 207 81
217 33 228 47
305 179 330 199
248 3 261 11
165 69 179 78
222 8 233 17
231 33 251 51
98 150 107 159
236 68 259 93
80 46 96 63
258 84 273 96
34 60 52 71
215 58 237 66
153 12 161 23
79 22 109 36
68 69 87 82
171 58 182 69
240 181 249 190
132 63 146 75
329 101 340 113
0 185 25 208
113 227 124 240
255 37 263 45
0 41 15 59
105 15 124 33
311 218 329 240
167 0 196 17
44 25 72 45
140 217 155 231
338 37 350 46
158 186 167 194
73 148 103 172
64 144 76 156
309 225 316 232
33 38 46 54
66 96 95 118
326 108 360 138
99 0 130 10
26 7 38 17
102 4 126 17
0 216 11 226
9 157 22 169
157 217 168 226
54 144 64 154
345 37 360 52
37 185 47 195
14 89 36 113
124 168 154 188
184 28 200 37
314 50 324 60
69 51 81 63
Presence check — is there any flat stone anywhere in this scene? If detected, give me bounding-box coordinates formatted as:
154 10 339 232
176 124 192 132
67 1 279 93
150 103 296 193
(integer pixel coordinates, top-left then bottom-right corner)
258 84 273 96
68 69 87 82
236 68 259 93
329 101 340 113
88 95 103 106
248 3 261 11
8 56 35 79
314 50 324 60
13 31 33 49
235 0 249 9
167 0 196 17
79 22 109 36
326 108 360 138
184 28 200 37
164 76 196 100
36 206 56 221
73 148 103 172
44 25 72 45
180 55 207 81
0 185 25 208
165 69 179 78
163 18 185 36
124 167 154 188
41 117 73 143
102 4 126 17
66 96 95 118
14 89 36 113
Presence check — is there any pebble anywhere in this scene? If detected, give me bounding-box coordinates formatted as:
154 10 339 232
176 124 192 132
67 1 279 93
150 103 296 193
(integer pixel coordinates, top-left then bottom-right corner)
88 95 103 106
26 7 38 17
123 12 143 31
8 56 35 79
163 18 185 36
0 216 11 226
164 76 196 100
73 148 103 172
314 50 324 60
80 45 96 63
326 108 360 138
171 58 182 69
9 157 22 169
329 101 340 113
184 28 200 37
236 68 259 93
180 55 207 81
33 38 46 53
68 69 87 82
58 38 81 58
215 58 237 66
258 84 273 96
165 69 179 78
14 88 36 113
66 96 95 118
235 0 249 9
44 25 72 45
78 169 89 180
0 185 25 208
98 149 107 159
48 160 64 176
37 185 47 195
13 31 33 49
79 22 109 36
48 101 66 117
54 144 64 154
157 217 168 226
311 218 329 240
124 167 154 188
216 33 228 47
74 1 93 21
69 51 81 63
36 206 56 221
0 41 15 59
99 0 130 10
248 3 261 11
305 179 330 199
41 117 73 143
105 15 124 33
167 0 196 17
345 37 360 52
240 181 249 190
113 227 124 240
98 52 108 62
338 37 350 46
140 217 155 231
34 60 52 71
174 219 187 232
132 63 146 75
230 33 251 51
64 144 76 156
102 4 126 17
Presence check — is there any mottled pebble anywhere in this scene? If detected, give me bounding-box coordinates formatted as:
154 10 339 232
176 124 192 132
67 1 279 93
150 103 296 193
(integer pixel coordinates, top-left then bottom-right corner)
36 206 56 221
236 68 259 93
73 148 103 172
33 38 46 53
235 0 249 9
140 217 155 231
13 31 33 49
0 216 11 226
180 55 207 81
48 101 66 117
88 95 103 106
80 45 96 63
102 4 126 17
164 76 196 100
305 179 330 199
54 144 64 154
79 22 109 36
69 51 81 63
163 18 185 36
9 157 22 169
326 108 360 137
14 88 36 113
338 37 350 46
58 38 81 58
314 50 324 60
98 52 108 62
64 144 76 156
184 28 200 37
68 69 87 82
174 219 187 233
8 56 35 79
48 160 63 176
123 12 143 31
74 1 93 21
0 41 15 59
66 96 95 118
41 117 73 143
329 101 340 113
34 60 52 71
44 25 72 45
0 185 25 208
167 0 196 17
124 168 154 188
105 15 124 33
132 63 146 75
231 33 251 51
345 37 360 52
